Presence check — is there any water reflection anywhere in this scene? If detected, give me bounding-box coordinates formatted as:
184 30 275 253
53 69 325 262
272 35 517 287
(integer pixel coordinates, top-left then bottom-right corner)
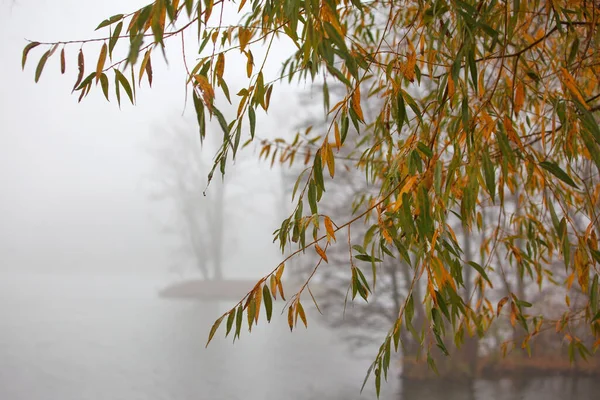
0 275 597 400
399 375 598 400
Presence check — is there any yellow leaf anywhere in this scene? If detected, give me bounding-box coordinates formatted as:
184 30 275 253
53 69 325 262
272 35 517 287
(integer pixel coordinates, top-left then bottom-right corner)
404 51 416 82
215 53 225 80
276 263 285 281
514 81 525 115
296 301 307 328
351 85 364 121
205 0 214 23
246 50 253 78
277 278 285 300
560 67 589 109
324 216 336 242
574 247 590 292
392 175 418 212
269 275 277 299
334 122 341 149
239 27 251 52
287 305 294 331
503 116 525 152
497 296 509 317
139 49 151 84
96 43 107 82
194 74 215 109
254 285 262 323
304 149 312 166
325 142 335 178
315 244 328 263
447 74 455 99
566 272 575 290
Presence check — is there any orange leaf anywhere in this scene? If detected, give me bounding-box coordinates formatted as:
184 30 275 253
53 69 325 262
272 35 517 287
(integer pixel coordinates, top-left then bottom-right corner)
514 81 524 115
315 244 328 263
194 74 215 109
334 122 341 149
447 75 455 99
351 86 364 121
560 67 589 109
215 53 225 80
324 216 336 242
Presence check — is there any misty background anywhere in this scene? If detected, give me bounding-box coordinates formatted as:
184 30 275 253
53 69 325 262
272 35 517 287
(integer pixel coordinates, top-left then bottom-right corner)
0 0 294 279
1 1 599 399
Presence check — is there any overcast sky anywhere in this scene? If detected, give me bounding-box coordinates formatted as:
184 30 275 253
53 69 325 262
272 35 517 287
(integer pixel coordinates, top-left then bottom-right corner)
0 0 313 278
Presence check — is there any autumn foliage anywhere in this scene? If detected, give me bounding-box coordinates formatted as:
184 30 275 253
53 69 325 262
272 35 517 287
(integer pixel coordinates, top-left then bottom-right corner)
22 0 600 393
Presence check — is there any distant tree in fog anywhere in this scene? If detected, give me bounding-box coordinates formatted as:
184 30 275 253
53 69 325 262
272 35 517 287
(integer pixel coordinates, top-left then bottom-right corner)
147 120 226 281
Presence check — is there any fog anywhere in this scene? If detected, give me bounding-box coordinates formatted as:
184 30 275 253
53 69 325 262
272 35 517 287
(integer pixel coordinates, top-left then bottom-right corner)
1 1 599 399
0 0 299 278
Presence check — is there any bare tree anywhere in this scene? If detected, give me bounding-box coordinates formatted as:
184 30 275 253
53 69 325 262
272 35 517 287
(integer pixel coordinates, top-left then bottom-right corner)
147 119 227 280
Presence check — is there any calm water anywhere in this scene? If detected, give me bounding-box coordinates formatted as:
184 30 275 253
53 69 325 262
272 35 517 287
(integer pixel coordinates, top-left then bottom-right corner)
0 275 598 400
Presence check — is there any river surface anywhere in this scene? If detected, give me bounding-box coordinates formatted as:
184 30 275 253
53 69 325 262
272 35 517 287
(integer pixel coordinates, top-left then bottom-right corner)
0 275 598 400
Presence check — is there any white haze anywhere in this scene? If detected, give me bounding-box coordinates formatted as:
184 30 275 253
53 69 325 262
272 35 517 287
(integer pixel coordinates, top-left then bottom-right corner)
0 0 311 279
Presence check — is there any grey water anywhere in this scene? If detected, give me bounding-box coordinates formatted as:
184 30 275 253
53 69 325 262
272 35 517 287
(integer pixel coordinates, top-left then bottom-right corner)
0 275 598 400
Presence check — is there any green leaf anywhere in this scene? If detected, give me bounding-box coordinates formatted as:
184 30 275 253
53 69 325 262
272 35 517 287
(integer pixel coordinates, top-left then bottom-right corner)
99 73 109 100
539 161 579 188
568 36 579 66
114 70 121 107
355 267 371 293
109 22 123 58
114 69 134 104
314 151 325 192
185 0 194 16
74 72 95 91
468 261 493 287
95 14 124 30
355 254 382 263
234 305 243 340
247 298 256 330
225 310 235 336
401 89 422 122
127 33 144 66
212 106 230 136
248 106 256 139
416 142 432 159
360 362 375 394
323 22 348 52
308 180 318 215
205 315 224 347
482 148 495 202
468 49 478 94
192 91 206 140
34 47 53 83
262 285 273 322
